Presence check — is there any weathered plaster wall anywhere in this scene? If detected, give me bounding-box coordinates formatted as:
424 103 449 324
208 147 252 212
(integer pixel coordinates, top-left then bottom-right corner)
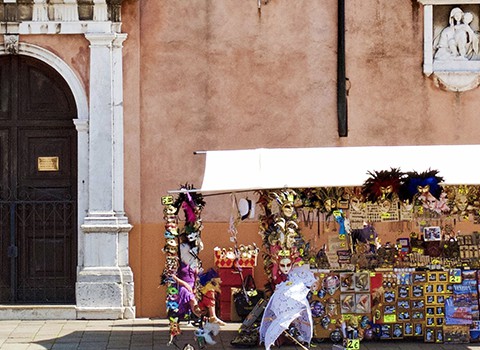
347 1 480 144
123 0 480 317
18 35 89 93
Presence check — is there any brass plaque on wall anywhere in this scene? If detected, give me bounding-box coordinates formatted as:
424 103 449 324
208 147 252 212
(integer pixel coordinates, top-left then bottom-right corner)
37 156 59 171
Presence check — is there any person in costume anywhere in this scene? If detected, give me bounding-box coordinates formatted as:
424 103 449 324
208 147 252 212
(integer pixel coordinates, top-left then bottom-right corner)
198 268 226 325
173 231 203 319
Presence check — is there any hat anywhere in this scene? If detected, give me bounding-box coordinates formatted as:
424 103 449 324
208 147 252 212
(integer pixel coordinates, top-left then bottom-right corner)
199 268 219 286
238 198 254 220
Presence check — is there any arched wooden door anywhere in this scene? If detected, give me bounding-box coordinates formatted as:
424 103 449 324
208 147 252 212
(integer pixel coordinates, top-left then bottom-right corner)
0 55 77 304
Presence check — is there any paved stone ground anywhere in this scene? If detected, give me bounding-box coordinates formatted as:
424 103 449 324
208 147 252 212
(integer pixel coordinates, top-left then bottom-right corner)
0 319 480 349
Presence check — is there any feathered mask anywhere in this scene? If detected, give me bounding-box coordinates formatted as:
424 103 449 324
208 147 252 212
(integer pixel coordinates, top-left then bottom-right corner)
174 184 205 224
362 168 404 203
399 169 444 201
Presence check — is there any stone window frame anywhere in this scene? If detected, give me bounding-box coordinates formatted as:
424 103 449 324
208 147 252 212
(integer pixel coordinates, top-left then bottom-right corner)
418 0 480 91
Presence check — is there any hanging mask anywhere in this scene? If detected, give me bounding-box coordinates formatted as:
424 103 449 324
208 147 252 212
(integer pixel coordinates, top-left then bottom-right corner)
187 231 199 242
164 204 177 215
310 300 325 318
323 275 340 295
317 288 326 298
278 257 293 275
166 239 178 247
363 328 374 340
163 245 177 255
321 315 331 329
164 230 177 239
281 202 295 218
164 215 177 224
166 300 179 312
167 286 179 295
330 330 342 343
360 315 370 329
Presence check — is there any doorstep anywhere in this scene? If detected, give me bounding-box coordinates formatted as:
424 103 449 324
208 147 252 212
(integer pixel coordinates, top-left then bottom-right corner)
0 305 76 320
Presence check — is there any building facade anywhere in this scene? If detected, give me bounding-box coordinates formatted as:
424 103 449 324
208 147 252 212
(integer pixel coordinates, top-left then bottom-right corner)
1 0 480 319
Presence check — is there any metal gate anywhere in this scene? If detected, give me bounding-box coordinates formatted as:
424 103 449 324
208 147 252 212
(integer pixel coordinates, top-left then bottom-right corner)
0 188 76 304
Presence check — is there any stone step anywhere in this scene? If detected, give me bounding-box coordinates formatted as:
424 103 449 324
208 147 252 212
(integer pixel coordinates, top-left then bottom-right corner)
0 305 76 320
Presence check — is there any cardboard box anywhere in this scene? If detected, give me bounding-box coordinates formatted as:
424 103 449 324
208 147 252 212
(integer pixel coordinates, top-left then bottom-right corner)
214 249 258 268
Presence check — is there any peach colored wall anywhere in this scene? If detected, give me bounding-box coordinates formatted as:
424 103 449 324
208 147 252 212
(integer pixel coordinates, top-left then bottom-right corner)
121 0 480 318
15 35 89 92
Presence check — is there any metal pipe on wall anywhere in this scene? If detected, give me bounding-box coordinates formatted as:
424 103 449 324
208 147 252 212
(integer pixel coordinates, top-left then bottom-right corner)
337 0 348 137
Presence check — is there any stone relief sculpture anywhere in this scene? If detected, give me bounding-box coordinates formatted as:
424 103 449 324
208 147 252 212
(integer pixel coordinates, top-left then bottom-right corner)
4 35 19 55
435 7 479 60
418 0 480 92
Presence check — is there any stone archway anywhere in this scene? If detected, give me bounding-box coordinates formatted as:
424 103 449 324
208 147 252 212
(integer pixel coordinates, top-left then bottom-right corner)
0 36 134 319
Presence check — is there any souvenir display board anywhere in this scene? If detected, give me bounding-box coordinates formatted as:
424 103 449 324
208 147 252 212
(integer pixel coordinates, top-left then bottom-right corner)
310 272 342 340
306 268 480 344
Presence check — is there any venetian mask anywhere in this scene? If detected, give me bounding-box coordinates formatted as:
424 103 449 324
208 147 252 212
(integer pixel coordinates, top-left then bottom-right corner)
327 297 337 314
324 199 334 212
456 193 468 211
163 245 177 255
281 202 295 218
310 301 325 318
350 197 363 212
187 231 199 242
323 275 340 295
321 316 330 329
164 205 177 215
279 257 293 275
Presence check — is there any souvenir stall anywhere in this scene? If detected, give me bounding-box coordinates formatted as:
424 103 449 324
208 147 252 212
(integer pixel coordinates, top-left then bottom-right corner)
162 145 480 348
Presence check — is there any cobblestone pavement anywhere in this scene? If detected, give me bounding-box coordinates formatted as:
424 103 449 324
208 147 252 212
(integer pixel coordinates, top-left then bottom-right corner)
0 319 480 349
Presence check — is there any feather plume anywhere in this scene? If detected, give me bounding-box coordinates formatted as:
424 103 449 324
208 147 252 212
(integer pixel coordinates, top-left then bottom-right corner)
362 168 404 203
399 169 444 201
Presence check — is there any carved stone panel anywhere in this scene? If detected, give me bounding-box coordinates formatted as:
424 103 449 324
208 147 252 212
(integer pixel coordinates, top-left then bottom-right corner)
418 0 480 91
0 0 123 23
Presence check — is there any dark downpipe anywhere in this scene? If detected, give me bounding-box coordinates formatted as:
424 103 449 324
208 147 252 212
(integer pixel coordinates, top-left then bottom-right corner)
337 0 348 137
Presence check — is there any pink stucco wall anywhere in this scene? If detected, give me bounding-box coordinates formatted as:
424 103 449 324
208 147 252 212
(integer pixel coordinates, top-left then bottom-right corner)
122 0 480 317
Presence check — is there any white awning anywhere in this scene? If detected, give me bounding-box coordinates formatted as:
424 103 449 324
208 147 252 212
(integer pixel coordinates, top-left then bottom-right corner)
197 145 480 193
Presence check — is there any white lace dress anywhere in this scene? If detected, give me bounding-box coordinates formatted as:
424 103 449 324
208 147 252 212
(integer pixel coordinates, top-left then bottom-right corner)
259 264 316 350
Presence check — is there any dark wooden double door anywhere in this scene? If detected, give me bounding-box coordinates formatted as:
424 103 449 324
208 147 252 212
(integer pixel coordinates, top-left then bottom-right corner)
0 55 77 303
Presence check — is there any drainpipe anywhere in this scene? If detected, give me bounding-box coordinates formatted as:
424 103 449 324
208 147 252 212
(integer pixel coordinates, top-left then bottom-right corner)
337 0 348 137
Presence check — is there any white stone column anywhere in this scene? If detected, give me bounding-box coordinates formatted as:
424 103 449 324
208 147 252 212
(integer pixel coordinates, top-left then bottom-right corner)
73 119 89 270
112 33 135 319
32 0 49 21
63 0 80 22
423 4 433 76
76 33 134 320
93 0 108 21
112 33 127 218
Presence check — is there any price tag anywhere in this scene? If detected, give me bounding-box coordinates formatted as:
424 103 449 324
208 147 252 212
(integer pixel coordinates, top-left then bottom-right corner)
346 339 360 349
161 196 174 205
383 314 397 323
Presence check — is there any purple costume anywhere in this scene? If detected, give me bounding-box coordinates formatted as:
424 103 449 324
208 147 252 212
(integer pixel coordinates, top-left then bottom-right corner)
176 262 197 317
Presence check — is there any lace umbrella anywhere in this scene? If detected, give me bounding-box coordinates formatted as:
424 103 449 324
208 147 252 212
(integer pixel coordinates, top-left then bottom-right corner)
259 264 316 350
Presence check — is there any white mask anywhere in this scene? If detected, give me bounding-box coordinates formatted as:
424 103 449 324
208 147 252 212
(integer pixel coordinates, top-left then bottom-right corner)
279 257 292 275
